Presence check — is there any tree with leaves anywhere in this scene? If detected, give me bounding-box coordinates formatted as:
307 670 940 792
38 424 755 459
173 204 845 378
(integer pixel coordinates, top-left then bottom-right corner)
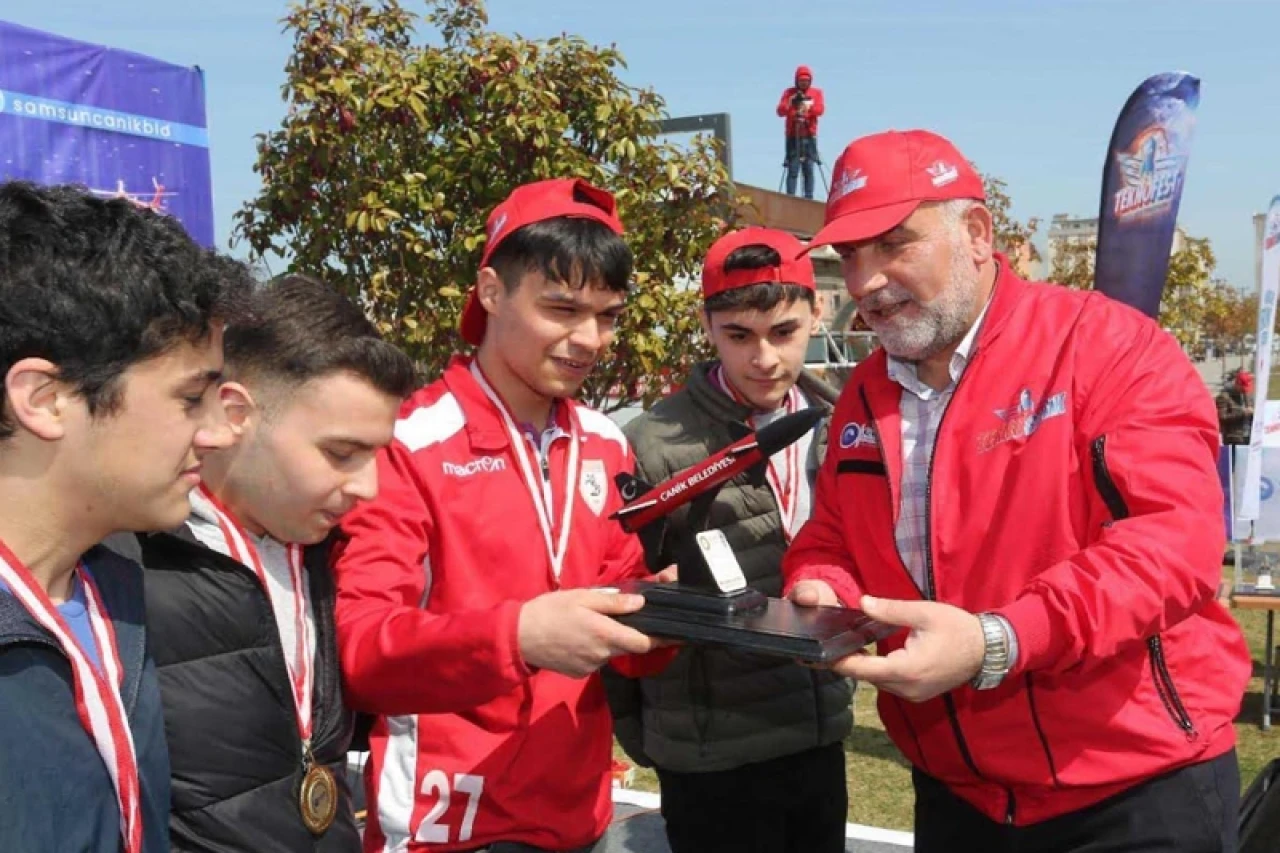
981 172 1040 268
1200 285 1258 367
1048 233 1230 350
236 0 742 411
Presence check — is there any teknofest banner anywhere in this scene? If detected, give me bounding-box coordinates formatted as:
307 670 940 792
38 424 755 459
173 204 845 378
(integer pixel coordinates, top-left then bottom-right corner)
0 20 214 246
1239 197 1280 524
1093 72 1199 318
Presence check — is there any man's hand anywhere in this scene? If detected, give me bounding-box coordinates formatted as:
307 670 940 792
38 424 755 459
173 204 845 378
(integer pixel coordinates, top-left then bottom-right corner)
518 589 661 678
823 596 986 702
788 579 841 607
653 564 679 584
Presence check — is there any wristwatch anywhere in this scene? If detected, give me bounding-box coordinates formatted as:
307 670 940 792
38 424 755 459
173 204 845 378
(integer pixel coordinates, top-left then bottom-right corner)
970 613 1014 690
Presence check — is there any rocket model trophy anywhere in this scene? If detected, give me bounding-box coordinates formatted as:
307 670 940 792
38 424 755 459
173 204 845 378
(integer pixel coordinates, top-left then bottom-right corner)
609 408 898 662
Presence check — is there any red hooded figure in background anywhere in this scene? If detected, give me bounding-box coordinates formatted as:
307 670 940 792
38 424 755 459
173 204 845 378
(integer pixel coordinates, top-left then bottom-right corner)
776 65 826 199
776 65 825 138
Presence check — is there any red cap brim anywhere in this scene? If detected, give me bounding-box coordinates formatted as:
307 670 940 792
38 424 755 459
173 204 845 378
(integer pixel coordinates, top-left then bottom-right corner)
459 290 486 346
801 200 922 255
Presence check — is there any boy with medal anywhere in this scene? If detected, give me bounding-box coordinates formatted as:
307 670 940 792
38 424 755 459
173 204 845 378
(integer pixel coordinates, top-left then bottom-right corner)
0 182 248 853
132 274 416 851
334 178 672 853
607 227 852 853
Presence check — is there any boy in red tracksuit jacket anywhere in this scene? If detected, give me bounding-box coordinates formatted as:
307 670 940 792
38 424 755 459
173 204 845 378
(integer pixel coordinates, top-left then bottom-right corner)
784 128 1250 853
333 178 673 853
776 64 825 200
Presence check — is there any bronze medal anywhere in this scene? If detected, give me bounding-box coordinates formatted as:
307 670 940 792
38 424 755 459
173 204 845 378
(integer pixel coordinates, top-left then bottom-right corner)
299 762 338 835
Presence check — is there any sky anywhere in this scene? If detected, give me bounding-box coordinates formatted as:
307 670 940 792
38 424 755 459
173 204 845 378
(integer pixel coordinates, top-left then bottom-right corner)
7 0 1280 291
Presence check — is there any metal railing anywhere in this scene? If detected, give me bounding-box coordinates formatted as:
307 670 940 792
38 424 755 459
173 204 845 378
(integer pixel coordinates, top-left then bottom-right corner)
804 329 878 387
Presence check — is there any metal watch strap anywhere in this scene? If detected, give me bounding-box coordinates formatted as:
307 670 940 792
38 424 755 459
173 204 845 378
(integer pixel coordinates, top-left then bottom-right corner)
971 613 1012 690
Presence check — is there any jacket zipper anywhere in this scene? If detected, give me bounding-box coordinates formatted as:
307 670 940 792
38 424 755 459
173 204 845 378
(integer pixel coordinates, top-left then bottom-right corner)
691 649 713 751
857 387 919 593
305 549 340 752
859 380 1017 821
923 364 1020 822
200 541 323 763
1025 673 1061 787
1091 436 1198 741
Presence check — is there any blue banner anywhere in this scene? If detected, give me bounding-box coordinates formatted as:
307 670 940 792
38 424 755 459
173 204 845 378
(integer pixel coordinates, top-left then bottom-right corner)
0 20 214 246
1093 72 1199 318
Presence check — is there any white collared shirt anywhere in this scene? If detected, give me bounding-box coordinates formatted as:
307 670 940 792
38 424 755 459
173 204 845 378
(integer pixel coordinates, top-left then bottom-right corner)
886 296 991 594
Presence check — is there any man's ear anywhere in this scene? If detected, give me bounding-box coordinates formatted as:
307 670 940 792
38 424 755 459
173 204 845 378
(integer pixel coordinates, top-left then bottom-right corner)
698 307 714 340
476 267 505 315
809 296 825 334
5 358 71 441
218 381 259 439
965 203 995 265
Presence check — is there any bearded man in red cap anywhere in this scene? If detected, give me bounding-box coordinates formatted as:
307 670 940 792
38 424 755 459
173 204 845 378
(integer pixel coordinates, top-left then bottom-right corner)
776 65 825 200
783 128 1249 852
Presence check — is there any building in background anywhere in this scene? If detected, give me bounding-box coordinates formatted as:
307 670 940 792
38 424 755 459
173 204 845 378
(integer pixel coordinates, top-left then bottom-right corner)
1045 212 1188 279
736 183 846 320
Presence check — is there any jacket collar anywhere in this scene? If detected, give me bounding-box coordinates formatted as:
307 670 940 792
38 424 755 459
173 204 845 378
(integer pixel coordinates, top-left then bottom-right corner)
687 361 838 427
973 254 1030 349
861 253 1028 407
0 546 147 711
0 585 45 645
441 355 575 453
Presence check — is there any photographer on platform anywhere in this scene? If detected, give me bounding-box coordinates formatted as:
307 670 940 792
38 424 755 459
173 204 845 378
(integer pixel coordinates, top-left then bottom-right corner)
776 65 825 200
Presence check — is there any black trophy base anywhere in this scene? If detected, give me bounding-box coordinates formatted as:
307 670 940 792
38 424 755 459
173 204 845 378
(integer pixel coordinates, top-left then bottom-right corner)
614 579 898 663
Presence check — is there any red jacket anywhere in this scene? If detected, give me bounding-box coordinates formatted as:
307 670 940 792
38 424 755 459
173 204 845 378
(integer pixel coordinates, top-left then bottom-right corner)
333 357 667 852
783 260 1249 825
776 78 825 138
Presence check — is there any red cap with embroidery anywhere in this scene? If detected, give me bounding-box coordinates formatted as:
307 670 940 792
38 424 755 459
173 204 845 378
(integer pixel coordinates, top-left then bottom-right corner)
702 227 815 300
460 178 625 346
802 129 985 254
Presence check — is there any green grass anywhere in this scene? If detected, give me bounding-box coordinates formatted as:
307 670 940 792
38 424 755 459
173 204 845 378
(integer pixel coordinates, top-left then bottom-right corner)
616 580 1280 831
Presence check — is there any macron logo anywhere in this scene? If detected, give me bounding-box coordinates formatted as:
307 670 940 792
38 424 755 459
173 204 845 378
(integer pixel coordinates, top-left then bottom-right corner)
443 456 507 477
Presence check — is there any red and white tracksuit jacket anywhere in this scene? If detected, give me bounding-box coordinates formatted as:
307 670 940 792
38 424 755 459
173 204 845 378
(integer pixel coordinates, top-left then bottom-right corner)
784 260 1250 825
333 357 669 852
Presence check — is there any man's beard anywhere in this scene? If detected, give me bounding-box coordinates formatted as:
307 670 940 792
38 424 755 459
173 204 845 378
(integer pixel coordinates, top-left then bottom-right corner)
857 242 980 363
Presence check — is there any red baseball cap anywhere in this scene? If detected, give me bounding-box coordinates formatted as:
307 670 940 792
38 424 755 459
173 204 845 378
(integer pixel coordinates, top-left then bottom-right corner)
702 227 815 299
459 177 625 346
803 129 985 254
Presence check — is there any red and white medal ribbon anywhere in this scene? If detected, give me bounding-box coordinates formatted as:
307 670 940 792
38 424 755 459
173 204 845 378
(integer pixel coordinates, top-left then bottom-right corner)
471 361 579 581
0 540 143 853
196 486 313 743
713 366 802 541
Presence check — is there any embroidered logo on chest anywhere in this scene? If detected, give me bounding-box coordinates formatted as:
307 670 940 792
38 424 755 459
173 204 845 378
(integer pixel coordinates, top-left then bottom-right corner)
579 459 608 516
840 421 878 450
977 388 1068 453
